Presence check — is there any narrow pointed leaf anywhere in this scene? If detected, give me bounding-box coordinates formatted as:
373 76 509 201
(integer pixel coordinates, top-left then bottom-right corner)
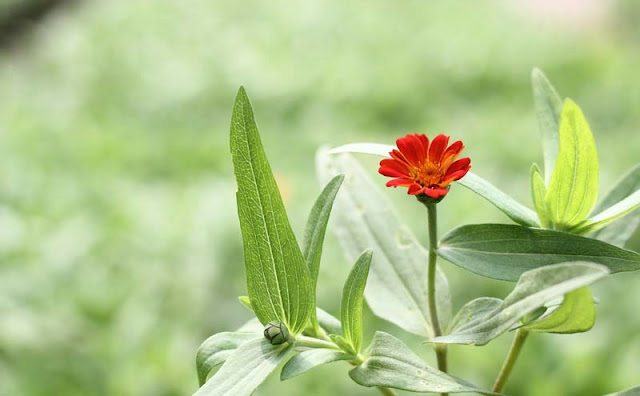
522 287 595 333
303 174 344 332
317 307 342 335
592 164 640 246
531 163 551 228
196 332 262 386
194 338 293 396
317 150 450 338
433 262 608 345
281 349 349 380
438 223 640 281
546 99 599 228
350 332 497 394
328 143 539 227
531 68 563 184
575 189 640 235
341 249 372 353
230 87 312 334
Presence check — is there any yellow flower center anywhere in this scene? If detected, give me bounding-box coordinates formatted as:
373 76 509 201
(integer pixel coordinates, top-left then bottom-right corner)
411 162 444 187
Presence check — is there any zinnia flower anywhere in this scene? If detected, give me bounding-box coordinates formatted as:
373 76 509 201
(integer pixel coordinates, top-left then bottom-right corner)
378 133 471 198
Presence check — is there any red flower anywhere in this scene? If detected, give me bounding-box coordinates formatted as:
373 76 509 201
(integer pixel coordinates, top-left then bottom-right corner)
378 133 471 198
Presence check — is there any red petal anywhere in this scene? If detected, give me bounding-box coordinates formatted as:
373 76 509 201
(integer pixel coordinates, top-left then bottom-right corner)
379 159 411 178
441 141 464 170
443 157 471 179
396 135 423 166
386 178 414 187
407 183 424 195
417 134 430 155
441 168 470 186
423 187 449 198
428 134 450 164
390 149 411 166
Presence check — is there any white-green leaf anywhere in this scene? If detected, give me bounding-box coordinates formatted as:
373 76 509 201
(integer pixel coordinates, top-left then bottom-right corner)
521 287 595 333
317 150 450 339
341 249 372 353
433 262 609 345
328 143 539 227
230 87 312 334
573 189 640 235
447 297 503 335
531 163 551 228
592 164 640 246
531 68 563 184
438 223 640 281
303 174 345 332
349 332 496 394
605 385 640 396
196 332 262 386
281 349 349 380
546 99 599 228
317 307 342 335
194 338 293 396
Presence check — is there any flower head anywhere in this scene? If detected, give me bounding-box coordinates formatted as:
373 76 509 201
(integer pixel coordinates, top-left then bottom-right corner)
378 133 470 199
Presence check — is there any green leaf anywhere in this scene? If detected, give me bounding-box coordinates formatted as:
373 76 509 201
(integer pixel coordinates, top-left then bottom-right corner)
447 297 502 335
238 296 253 312
317 307 342 335
341 249 372 353
592 164 640 246
280 349 349 380
433 262 609 345
317 151 451 339
349 332 497 394
196 332 262 386
573 190 640 235
230 87 312 334
531 163 551 228
303 174 344 333
328 142 539 227
521 287 595 333
438 223 640 281
194 338 293 396
546 99 599 228
531 68 563 184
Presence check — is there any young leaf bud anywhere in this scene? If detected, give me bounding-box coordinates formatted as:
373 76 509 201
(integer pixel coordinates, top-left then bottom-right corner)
263 321 291 345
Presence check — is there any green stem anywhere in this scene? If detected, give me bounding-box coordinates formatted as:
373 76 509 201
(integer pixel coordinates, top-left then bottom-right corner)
426 202 448 396
492 329 529 393
295 335 342 351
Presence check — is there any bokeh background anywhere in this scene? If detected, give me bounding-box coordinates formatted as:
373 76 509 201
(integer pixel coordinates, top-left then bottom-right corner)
0 0 639 395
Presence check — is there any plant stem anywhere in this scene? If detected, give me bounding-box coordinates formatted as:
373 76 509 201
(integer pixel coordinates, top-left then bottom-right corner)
426 203 447 369
492 329 529 393
295 335 342 351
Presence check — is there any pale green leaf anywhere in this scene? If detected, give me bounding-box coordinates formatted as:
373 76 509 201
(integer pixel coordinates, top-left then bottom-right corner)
281 349 349 380
574 189 640 235
196 332 262 386
349 332 497 394
531 68 563 184
447 297 502 335
328 143 539 227
317 150 450 339
438 224 640 281
238 296 253 312
605 385 640 396
303 174 344 332
193 338 292 396
522 287 595 333
341 249 372 353
546 99 599 228
317 307 342 335
531 163 551 228
230 87 312 334
592 164 640 246
433 262 609 345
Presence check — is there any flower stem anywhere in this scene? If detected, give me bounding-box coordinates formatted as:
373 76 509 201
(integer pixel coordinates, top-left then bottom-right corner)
426 202 448 396
295 335 342 351
492 329 529 393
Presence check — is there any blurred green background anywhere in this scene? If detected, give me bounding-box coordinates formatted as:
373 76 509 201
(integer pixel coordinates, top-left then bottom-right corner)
0 0 639 395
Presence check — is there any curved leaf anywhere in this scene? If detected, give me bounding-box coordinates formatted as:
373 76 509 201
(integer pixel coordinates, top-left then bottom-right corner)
521 287 595 333
230 87 312 334
350 332 497 394
546 99 599 228
194 338 293 396
196 332 262 386
531 163 551 228
281 349 348 380
303 174 345 332
438 223 640 281
531 68 563 184
576 189 640 235
433 262 609 345
341 249 372 353
317 150 450 338
448 297 502 335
